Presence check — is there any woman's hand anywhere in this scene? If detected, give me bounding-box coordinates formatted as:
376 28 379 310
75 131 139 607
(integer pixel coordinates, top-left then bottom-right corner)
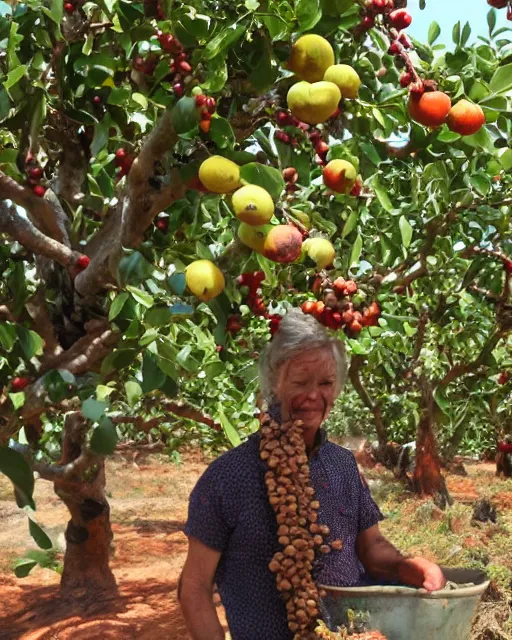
397 556 446 591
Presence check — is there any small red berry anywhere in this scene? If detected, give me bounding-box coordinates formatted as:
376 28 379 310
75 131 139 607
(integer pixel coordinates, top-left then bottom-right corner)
498 372 510 385
76 255 90 270
93 95 102 104
173 83 184 97
388 42 401 55
400 72 412 88
27 167 43 180
179 60 192 73
504 259 512 275
315 140 330 156
389 9 412 31
276 111 292 126
276 130 291 144
201 110 212 121
33 185 46 197
399 33 412 48
195 94 207 107
216 345 224 352
361 16 375 30
64 2 75 14
205 97 216 113
11 377 30 391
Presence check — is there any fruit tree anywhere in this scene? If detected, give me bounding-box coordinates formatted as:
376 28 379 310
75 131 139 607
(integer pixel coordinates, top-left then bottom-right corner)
0 0 511 594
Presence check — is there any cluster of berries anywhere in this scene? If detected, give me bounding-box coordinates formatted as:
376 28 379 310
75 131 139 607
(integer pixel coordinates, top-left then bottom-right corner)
236 271 282 337
194 93 217 133
25 154 46 198
302 277 380 335
114 148 134 181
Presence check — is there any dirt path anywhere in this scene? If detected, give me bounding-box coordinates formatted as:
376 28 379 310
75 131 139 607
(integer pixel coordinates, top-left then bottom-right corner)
0 451 223 640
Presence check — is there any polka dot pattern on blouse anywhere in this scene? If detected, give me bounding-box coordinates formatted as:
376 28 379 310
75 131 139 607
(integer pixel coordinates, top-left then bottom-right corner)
184 430 383 640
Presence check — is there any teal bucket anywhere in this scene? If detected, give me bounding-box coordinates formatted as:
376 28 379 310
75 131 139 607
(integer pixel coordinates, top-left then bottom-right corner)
319 567 489 640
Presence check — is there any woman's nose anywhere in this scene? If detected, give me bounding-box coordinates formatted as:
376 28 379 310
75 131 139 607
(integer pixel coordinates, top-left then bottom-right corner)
306 386 320 400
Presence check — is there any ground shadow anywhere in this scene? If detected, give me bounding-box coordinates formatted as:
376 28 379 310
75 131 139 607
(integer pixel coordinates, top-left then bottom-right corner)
1 578 192 640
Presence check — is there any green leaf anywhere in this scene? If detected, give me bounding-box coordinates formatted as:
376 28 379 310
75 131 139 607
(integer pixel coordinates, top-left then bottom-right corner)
460 22 471 48
96 385 116 401
487 9 496 36
349 233 363 268
168 272 186 295
470 174 491 197
499 149 512 171
428 21 441 45
145 305 171 327
109 292 129 321
0 322 16 352
0 447 35 510
399 216 413 249
118 251 153 287
489 63 512 95
132 92 148 110
204 23 246 59
239 163 285 201
171 96 199 135
452 21 461 47
217 402 241 447
82 398 107 422
209 116 236 150
124 381 142 407
126 285 154 308
296 0 322 31
372 176 393 212
434 387 450 415
29 519 53 550
14 559 37 578
342 211 358 239
4 65 26 90
202 54 228 92
16 327 43 360
9 392 25 411
141 351 166 393
108 86 132 106
90 416 118 455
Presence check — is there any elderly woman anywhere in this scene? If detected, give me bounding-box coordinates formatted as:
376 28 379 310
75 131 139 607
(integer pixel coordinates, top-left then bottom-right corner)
179 309 445 640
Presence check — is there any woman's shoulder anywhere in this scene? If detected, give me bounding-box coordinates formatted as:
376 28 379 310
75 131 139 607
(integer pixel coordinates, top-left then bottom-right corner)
324 440 358 463
202 432 261 481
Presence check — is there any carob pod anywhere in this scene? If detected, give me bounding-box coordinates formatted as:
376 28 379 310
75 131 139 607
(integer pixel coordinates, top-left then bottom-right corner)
260 411 343 639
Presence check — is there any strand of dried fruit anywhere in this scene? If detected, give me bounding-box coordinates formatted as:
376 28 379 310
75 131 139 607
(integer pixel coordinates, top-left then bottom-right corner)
260 412 343 639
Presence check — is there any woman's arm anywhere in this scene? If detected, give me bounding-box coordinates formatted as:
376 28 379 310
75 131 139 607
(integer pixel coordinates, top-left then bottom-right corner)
179 536 226 640
356 524 446 591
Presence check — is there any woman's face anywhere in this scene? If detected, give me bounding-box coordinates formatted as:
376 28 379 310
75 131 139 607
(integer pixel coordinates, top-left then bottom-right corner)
277 347 338 433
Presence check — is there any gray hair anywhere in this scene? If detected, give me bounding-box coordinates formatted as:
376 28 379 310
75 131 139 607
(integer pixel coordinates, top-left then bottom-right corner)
258 308 348 405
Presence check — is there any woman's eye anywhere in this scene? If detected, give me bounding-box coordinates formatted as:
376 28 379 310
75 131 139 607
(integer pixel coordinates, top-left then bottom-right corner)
321 381 334 386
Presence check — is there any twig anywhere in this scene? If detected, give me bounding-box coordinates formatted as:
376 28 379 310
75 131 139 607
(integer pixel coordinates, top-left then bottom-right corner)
437 329 505 387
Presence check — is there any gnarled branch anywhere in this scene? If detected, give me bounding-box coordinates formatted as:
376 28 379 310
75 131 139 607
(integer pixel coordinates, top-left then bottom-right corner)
0 172 68 244
0 201 76 267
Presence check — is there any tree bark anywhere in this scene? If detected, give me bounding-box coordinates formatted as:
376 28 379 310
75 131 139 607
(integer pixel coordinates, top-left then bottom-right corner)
413 414 444 495
52 413 116 595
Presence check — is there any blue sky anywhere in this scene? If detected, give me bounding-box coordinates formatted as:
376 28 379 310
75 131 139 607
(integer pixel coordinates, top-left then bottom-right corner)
406 0 510 46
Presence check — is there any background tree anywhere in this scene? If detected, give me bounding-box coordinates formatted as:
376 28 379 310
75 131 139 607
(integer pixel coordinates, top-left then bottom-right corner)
0 0 511 596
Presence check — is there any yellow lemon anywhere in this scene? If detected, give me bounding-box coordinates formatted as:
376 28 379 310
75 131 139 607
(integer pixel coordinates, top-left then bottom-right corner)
232 185 275 226
323 64 361 99
287 81 341 125
303 238 335 269
237 222 272 254
185 260 225 301
199 156 241 194
288 35 335 83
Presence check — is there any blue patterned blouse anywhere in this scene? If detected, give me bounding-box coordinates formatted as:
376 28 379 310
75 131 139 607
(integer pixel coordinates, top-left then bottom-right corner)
184 430 384 640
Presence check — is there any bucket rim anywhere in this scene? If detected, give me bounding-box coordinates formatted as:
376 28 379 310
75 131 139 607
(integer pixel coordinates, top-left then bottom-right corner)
318 580 490 600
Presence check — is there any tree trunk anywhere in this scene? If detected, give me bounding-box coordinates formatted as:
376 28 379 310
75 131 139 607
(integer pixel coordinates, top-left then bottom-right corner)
53 414 116 595
413 414 452 508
